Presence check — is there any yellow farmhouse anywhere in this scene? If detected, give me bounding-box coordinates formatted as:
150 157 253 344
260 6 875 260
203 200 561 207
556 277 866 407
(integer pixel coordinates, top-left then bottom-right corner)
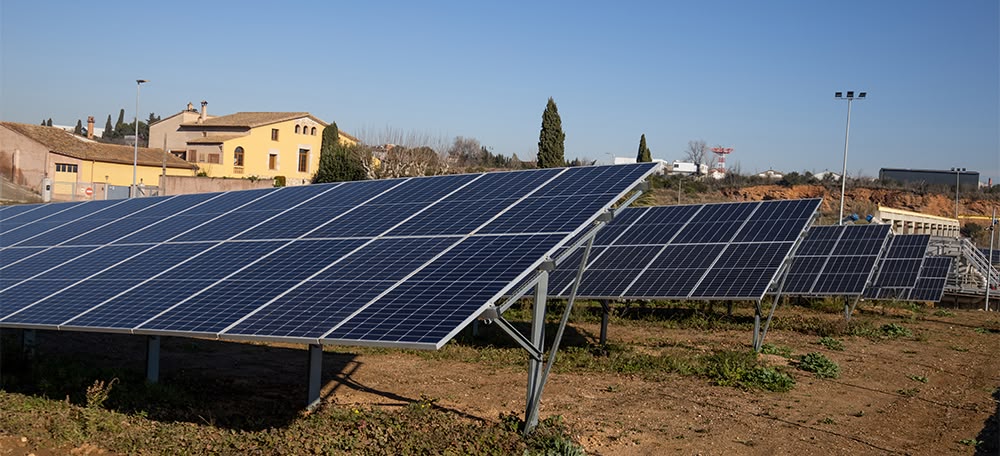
0 122 197 201
150 102 358 186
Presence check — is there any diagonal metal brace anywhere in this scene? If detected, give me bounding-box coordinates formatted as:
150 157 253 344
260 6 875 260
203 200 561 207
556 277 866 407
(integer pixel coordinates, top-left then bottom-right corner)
493 317 543 360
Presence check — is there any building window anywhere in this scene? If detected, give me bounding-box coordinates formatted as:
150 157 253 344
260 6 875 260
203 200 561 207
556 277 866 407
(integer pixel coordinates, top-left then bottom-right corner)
268 153 278 170
271 128 279 141
234 147 245 167
295 125 301 134
311 127 317 135
298 149 309 173
170 150 187 161
207 154 221 164
55 163 78 173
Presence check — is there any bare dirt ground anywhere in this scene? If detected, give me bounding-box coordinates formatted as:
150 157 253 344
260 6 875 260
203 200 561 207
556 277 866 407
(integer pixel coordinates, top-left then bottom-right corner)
2 304 997 455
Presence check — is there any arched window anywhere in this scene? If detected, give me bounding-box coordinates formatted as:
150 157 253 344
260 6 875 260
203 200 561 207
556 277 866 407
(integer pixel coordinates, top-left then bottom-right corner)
311 127 317 135
234 146 245 167
295 125 301 134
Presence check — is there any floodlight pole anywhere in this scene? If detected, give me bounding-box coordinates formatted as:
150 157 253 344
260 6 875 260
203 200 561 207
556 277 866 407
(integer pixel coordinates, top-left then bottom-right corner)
952 167 964 220
987 208 997 311
132 79 148 198
835 91 866 225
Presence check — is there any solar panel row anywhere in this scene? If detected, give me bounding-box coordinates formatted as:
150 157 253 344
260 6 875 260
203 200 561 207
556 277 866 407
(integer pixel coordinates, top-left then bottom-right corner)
0 163 658 349
783 224 891 296
548 199 821 300
863 234 931 300
907 256 952 302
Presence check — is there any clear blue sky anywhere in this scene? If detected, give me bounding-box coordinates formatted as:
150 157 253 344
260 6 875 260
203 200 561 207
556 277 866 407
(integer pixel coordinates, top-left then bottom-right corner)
2 0 997 181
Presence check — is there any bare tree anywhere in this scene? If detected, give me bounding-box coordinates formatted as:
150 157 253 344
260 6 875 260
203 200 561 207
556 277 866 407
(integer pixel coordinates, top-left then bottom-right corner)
446 136 484 167
353 125 450 159
362 145 449 179
684 140 709 167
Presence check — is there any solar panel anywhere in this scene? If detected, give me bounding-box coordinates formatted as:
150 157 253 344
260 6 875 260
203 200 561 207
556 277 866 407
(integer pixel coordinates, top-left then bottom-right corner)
0 163 658 349
981 248 1000 265
549 199 821 300
783 224 892 296
863 234 931 299
907 256 952 302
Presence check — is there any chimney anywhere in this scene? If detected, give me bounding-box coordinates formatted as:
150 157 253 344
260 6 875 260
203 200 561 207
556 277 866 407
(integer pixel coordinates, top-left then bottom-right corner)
198 100 208 123
187 102 194 111
87 116 95 139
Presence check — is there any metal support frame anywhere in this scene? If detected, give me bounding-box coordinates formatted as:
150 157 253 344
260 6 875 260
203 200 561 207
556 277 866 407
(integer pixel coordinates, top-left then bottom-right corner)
599 299 611 345
307 343 323 410
22 329 36 360
145 335 160 383
844 295 862 321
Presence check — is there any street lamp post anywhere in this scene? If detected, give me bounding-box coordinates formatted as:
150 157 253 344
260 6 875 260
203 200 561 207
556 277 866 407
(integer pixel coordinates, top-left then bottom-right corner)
132 79 148 198
951 167 965 219
834 91 866 225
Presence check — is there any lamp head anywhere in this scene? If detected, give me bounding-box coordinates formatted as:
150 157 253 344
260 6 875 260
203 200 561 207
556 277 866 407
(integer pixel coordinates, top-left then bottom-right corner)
137 79 148 84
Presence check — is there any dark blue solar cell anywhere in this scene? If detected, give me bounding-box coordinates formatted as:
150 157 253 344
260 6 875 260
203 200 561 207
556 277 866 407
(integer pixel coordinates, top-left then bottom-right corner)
872 259 922 287
0 280 79 319
440 168 561 201
91 243 214 280
32 245 149 281
66 193 224 245
714 243 790 269
532 163 657 197
229 184 336 212
479 196 609 234
173 210 285 241
314 237 456 281
0 246 97 279
180 188 277 216
1 221 69 246
16 219 130 247
2 279 145 325
234 206 354 240
635 204 701 225
157 241 285 280
0 201 87 225
407 234 564 283
812 274 869 294
647 244 725 269
139 279 302 334
234 239 366 281
627 268 711 298
303 203 430 238
32 200 125 223
748 199 820 221
734 219 805 242
796 239 838 256
690 268 775 299
112 213 222 244
672 221 744 243
0 247 45 265
224 280 396 338
691 201 758 222
365 174 480 204
298 179 404 209
615 223 688 245
388 198 519 236
63 280 216 329
571 269 643 297
0 203 48 221
587 246 658 270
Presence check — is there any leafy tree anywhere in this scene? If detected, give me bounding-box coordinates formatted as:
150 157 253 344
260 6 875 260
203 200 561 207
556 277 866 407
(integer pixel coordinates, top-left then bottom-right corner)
637 134 652 162
536 97 565 168
46 118 52 127
102 115 113 138
147 112 160 125
74 119 83 135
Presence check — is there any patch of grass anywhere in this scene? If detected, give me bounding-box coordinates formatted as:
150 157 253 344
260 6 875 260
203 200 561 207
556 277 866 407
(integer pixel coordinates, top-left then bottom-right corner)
797 352 840 379
906 374 928 384
958 438 982 447
949 346 969 352
931 309 954 317
759 343 793 358
817 337 845 351
880 323 912 339
897 388 920 397
817 417 836 425
701 350 795 392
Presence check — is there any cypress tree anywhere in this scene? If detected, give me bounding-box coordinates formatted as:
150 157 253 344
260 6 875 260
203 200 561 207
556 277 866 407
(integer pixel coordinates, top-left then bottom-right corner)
102 115 113 138
637 134 652 162
313 123 340 183
74 119 83 135
46 118 53 127
40 120 46 126
116 109 125 129
536 97 565 168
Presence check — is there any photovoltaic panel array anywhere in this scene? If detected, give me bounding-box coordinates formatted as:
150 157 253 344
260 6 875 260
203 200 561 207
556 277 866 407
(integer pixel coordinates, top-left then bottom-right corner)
0 163 658 349
863 234 931 300
782 224 892 296
548 199 821 300
907 256 952 302
980 248 999 266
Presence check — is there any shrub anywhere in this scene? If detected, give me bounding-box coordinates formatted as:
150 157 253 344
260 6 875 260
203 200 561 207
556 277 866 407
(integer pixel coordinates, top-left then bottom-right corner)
798 352 840 379
818 337 845 351
702 350 795 392
880 323 912 339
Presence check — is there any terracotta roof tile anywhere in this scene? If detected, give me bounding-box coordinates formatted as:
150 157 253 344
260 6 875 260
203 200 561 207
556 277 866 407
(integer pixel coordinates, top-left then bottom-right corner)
182 112 317 128
1 122 198 170
187 134 248 144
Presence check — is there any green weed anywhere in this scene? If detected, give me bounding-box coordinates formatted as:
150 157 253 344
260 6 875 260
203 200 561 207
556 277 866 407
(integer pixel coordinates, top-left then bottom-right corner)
759 343 793 358
817 337 845 351
906 374 928 384
797 352 840 379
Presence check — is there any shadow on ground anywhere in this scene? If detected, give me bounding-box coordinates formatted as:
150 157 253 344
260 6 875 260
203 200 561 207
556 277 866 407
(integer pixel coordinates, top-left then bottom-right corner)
975 386 999 456
0 329 478 431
